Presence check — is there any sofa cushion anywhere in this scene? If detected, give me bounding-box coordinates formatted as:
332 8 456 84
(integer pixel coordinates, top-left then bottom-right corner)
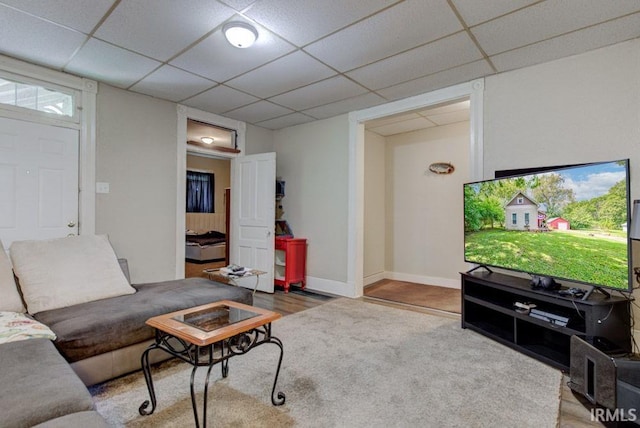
0 338 95 428
10 234 135 314
31 411 110 428
34 277 252 362
0 240 25 313
0 311 56 344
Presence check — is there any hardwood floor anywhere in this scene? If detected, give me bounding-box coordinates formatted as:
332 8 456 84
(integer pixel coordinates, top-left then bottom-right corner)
364 279 461 313
256 287 601 427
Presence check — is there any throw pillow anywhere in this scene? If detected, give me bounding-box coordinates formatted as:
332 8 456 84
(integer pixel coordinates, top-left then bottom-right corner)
10 235 136 314
0 311 56 344
0 240 26 313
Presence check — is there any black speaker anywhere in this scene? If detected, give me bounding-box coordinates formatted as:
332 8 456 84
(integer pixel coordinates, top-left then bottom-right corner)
569 335 640 424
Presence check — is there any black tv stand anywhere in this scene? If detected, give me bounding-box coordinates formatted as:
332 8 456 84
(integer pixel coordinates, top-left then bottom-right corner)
581 285 611 301
461 270 631 371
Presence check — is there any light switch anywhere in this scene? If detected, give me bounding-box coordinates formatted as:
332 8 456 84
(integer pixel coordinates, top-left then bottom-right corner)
96 182 110 194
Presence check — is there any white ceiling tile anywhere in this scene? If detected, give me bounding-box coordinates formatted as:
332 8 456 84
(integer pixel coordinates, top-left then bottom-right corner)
450 0 537 27
129 65 215 102
256 112 316 130
223 100 293 123
170 18 295 82
377 60 493 101
490 12 640 72
303 92 386 120
65 38 161 88
182 84 259 113
418 100 470 116
426 109 469 125
304 0 462 71
0 0 115 33
269 75 367 110
219 0 257 11
95 0 236 61
366 112 422 128
226 51 335 98
0 5 87 69
369 117 436 136
472 0 640 56
245 0 395 46
347 32 483 90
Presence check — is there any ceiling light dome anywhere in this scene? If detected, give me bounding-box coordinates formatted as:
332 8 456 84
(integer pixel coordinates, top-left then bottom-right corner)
201 137 214 144
223 22 258 48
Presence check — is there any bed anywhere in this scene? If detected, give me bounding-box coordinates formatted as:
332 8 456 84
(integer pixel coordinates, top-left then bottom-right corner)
185 230 226 263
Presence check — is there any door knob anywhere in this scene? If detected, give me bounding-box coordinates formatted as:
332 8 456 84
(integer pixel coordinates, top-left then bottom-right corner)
67 221 76 228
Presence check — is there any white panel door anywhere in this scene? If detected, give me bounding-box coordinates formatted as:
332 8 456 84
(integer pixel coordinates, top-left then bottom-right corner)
0 117 79 247
230 152 275 293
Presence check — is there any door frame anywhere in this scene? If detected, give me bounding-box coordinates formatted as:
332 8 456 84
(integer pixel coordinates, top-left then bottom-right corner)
176 105 246 279
347 79 485 298
0 54 97 236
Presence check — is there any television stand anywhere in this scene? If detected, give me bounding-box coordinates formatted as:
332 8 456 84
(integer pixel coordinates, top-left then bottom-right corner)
461 270 632 371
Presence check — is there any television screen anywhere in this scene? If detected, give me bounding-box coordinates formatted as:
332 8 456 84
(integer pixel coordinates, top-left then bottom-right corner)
463 159 631 292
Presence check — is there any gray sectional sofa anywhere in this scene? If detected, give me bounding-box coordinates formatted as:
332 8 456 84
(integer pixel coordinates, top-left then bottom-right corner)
0 235 253 427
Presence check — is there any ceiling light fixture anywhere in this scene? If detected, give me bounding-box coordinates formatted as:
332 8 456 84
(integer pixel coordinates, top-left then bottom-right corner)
201 137 214 144
223 22 258 48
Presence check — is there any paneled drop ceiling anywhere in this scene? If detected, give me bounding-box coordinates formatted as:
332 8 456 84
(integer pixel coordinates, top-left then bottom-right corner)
0 0 639 130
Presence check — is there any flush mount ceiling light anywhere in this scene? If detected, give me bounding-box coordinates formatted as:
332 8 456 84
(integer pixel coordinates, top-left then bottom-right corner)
200 137 214 144
223 22 258 48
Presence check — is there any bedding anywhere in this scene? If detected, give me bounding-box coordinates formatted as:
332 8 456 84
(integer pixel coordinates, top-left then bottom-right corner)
185 230 226 262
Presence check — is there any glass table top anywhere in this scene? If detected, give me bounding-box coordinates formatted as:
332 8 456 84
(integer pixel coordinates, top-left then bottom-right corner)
172 305 260 332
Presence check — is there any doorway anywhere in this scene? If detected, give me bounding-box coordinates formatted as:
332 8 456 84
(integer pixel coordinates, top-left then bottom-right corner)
361 99 470 313
183 119 233 278
349 78 485 299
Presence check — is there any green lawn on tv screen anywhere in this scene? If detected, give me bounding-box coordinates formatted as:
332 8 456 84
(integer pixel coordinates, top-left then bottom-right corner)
464 229 629 289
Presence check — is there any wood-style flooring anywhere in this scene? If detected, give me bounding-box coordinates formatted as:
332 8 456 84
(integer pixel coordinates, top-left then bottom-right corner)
253 285 601 427
364 279 461 313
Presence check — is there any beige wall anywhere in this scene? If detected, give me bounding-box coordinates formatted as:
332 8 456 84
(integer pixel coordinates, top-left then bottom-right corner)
273 115 350 293
385 121 470 287
363 130 387 280
186 154 230 215
95 84 177 283
484 38 640 341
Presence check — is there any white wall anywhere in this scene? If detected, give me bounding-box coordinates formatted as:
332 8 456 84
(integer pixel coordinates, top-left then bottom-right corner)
385 121 470 288
484 38 640 342
273 115 350 294
96 84 177 283
245 124 274 154
363 130 386 282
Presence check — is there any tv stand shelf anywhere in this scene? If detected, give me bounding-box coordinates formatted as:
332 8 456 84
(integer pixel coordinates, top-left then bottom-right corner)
461 270 631 371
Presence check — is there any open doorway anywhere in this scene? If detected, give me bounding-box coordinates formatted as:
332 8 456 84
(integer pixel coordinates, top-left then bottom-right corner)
184 119 233 278
361 99 469 313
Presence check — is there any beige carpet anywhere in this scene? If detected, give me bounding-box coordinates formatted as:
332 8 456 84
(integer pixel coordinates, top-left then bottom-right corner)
92 298 562 427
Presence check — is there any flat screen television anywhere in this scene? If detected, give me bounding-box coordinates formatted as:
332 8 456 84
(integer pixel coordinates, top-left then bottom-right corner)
463 159 631 296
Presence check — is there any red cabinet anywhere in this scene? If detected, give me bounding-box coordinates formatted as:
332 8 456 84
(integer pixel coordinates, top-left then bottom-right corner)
274 237 306 293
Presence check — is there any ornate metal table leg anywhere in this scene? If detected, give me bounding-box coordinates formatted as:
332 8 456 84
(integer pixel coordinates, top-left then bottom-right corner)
269 336 286 406
189 365 202 428
139 345 158 415
221 357 229 378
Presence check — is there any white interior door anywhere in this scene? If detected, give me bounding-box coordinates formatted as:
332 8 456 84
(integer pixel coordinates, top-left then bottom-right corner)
230 152 275 293
0 117 79 248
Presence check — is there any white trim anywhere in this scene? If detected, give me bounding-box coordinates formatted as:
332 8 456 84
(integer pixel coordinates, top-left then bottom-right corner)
0 54 96 236
304 276 354 297
176 104 246 279
347 79 485 298
363 271 385 287
385 271 460 289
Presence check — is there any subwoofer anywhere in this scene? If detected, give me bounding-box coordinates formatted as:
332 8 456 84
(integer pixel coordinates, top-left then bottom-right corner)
569 335 640 424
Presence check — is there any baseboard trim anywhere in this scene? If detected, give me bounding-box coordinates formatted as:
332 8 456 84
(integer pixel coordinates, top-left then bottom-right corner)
385 271 460 289
363 272 385 287
305 276 353 297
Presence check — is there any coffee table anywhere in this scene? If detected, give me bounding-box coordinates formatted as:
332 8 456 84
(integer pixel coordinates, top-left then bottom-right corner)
203 268 266 295
138 300 285 428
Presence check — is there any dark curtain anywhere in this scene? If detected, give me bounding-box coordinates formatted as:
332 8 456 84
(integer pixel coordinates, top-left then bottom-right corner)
186 171 214 213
